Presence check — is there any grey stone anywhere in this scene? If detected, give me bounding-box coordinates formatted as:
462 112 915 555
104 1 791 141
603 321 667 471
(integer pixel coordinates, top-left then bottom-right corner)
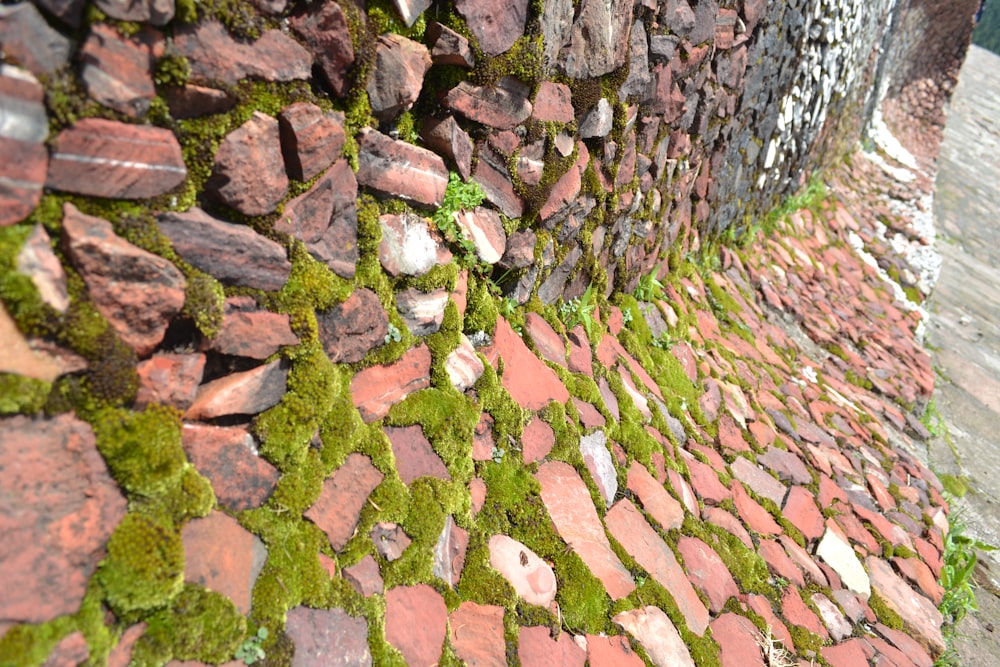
580 98 613 138
158 208 291 291
560 0 635 78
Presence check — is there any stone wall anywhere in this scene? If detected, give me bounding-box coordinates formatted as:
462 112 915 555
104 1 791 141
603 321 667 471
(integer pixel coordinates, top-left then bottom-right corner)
0 0 981 311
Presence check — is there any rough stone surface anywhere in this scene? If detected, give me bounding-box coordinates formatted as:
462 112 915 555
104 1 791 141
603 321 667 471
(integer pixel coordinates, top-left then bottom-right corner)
522 415 555 464
449 602 505 667
351 345 432 422
453 0 529 56
285 606 372 667
445 334 484 392
586 634 645 667
606 499 709 635
488 534 557 606
276 160 358 278
162 83 236 119
62 204 186 357
454 207 507 265
0 135 47 227
533 81 574 123
379 211 451 277
396 287 448 336
203 296 298 359
0 4 72 74
370 522 411 561
613 606 694 667
367 34 431 120
0 414 126 624
711 613 765 667
41 631 90 667
16 224 68 312
278 103 346 181
47 119 186 199
432 515 468 588
94 0 173 25
427 21 475 67
518 626 586 667
392 0 432 28
523 312 567 368
443 78 533 130
185 359 289 420
317 289 388 364
866 555 945 656
817 527 871 599
158 208 291 291
175 21 312 86
385 424 450 484
420 116 474 180
182 511 266 615
560 0 635 78
0 305 86 382
207 112 288 216
676 536 738 613
483 318 569 410
306 453 384 552
580 431 617 505
79 24 155 117
344 555 383 597
289 2 354 96
357 128 448 208
536 461 635 600
180 423 278 511
627 459 684 531
385 585 448 667
135 353 206 410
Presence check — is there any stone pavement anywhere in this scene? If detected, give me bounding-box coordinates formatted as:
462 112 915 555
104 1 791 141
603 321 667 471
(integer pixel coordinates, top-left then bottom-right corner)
2 137 956 666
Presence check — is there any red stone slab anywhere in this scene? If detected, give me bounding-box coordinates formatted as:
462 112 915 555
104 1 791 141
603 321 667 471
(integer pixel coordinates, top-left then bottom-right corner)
535 461 635 600
606 499 709 636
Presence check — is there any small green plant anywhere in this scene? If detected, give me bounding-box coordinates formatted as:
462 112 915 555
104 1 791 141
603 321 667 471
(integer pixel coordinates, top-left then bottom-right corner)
559 283 597 337
938 510 996 627
651 333 674 350
490 445 505 464
235 627 268 665
634 272 664 302
432 172 488 266
384 322 402 344
921 397 947 438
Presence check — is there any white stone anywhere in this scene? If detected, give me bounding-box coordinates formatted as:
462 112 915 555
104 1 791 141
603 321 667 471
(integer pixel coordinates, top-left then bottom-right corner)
816 528 871 600
488 534 557 606
446 334 484 392
579 430 617 506
613 606 694 667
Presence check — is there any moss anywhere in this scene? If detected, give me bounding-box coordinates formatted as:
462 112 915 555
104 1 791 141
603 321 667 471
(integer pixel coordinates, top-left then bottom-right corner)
94 405 188 500
270 242 353 319
867 590 904 630
130 585 246 667
386 388 478 482
153 53 192 88
98 512 185 619
149 465 216 524
182 270 226 339
473 34 545 87
463 274 501 335
785 623 824 657
0 374 50 415
681 515 777 600
0 577 113 667
253 344 340 472
366 0 427 39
